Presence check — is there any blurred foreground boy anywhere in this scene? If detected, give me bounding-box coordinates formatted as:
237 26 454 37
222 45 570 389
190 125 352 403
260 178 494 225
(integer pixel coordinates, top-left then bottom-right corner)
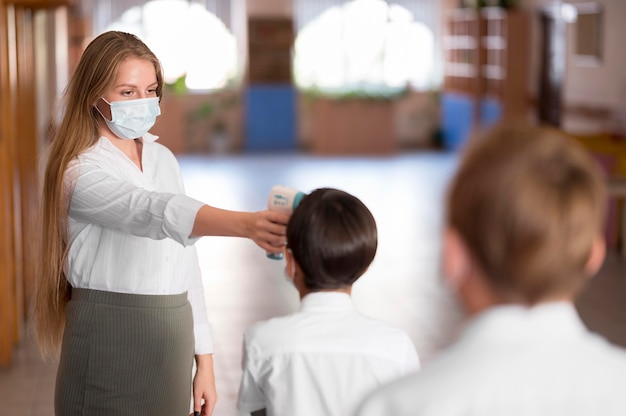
356 124 626 416
238 188 420 416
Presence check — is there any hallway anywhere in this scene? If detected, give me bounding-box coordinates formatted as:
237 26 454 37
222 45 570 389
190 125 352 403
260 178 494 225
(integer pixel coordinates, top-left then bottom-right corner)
1 151 625 416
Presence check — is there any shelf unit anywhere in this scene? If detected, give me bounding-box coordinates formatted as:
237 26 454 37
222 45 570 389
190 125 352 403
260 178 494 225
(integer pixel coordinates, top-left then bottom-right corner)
441 7 529 148
443 8 481 97
247 17 294 83
479 7 529 120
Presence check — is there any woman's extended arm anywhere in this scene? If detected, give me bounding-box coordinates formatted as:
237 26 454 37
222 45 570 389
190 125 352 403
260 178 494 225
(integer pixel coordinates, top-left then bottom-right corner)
191 205 289 254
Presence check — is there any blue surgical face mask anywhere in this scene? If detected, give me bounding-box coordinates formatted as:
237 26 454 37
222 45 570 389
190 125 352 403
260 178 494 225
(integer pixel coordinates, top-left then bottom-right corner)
96 97 161 140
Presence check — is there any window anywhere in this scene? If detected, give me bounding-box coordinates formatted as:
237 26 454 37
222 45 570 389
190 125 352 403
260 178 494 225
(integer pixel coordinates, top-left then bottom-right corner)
104 0 238 91
293 0 435 98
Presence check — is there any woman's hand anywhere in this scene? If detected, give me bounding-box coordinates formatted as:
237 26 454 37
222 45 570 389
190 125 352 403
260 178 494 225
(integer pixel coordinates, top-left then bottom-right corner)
247 210 289 255
191 354 217 416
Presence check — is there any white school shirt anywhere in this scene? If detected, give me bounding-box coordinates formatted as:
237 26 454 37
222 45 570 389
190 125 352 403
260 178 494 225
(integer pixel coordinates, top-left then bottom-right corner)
237 292 420 416
356 302 626 416
64 134 213 354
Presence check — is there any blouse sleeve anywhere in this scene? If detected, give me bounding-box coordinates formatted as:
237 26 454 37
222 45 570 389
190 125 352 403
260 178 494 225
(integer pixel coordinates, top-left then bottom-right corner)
66 161 204 247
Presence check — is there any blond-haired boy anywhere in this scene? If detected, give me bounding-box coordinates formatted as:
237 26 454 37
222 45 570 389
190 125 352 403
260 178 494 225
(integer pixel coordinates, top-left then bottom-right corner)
356 124 626 416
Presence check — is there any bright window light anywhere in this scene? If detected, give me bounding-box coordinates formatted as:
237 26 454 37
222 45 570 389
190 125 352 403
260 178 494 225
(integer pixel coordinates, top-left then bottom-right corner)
105 0 238 91
294 0 434 97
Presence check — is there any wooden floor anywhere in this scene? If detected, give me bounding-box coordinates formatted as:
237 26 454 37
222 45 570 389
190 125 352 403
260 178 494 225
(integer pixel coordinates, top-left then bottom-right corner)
1 150 625 416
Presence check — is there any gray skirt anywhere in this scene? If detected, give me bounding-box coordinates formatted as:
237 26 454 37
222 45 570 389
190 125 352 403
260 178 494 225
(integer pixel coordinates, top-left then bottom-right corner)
55 288 194 416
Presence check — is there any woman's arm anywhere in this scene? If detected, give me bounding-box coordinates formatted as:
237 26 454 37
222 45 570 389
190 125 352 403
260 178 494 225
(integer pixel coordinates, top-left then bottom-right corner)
69 165 289 251
191 205 289 254
192 354 217 416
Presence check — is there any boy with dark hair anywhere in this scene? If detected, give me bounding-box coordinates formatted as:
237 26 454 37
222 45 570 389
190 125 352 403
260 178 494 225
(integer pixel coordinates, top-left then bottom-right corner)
237 188 420 416
356 124 626 416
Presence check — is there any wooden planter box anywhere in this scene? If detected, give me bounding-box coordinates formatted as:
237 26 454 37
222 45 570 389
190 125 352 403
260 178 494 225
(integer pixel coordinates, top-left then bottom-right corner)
153 92 242 155
308 97 396 155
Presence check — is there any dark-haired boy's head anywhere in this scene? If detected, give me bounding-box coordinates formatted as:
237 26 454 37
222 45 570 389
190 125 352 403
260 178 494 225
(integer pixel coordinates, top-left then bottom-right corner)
286 188 378 291
446 123 607 304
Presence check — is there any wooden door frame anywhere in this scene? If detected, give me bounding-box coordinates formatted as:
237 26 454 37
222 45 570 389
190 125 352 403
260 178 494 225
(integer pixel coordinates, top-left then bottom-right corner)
0 0 73 368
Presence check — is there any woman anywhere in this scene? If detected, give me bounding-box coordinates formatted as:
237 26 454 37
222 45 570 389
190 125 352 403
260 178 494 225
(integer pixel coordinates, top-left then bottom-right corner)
33 31 288 416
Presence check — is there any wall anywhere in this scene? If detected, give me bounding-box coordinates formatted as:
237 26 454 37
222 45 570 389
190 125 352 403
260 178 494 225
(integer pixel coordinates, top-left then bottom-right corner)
564 0 625 108
563 0 626 133
525 0 626 134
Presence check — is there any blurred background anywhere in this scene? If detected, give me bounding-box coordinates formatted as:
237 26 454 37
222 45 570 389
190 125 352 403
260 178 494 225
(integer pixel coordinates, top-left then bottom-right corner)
1 0 625 414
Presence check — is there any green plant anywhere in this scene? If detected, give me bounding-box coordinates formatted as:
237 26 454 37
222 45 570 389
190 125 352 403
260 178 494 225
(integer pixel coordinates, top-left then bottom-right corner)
187 93 238 124
299 84 409 101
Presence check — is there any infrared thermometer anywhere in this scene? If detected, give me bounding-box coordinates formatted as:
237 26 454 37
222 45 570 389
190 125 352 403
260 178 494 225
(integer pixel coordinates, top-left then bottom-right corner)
267 185 305 260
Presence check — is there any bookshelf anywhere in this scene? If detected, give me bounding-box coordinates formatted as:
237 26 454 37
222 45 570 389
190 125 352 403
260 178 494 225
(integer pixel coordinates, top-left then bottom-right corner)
442 6 529 148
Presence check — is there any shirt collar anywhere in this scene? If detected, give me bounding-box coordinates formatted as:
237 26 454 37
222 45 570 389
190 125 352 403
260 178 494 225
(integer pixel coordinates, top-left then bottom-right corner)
300 292 355 313
98 132 159 146
142 132 159 143
461 301 587 345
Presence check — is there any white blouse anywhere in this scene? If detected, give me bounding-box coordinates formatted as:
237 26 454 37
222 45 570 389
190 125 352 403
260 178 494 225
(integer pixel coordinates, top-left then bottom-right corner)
64 134 213 354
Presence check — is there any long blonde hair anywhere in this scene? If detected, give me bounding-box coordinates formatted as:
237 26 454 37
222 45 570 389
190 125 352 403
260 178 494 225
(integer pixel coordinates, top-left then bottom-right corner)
33 31 164 358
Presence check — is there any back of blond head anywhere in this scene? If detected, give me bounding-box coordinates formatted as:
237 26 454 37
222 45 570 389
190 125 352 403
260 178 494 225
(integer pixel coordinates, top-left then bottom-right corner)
447 123 607 304
33 31 164 359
